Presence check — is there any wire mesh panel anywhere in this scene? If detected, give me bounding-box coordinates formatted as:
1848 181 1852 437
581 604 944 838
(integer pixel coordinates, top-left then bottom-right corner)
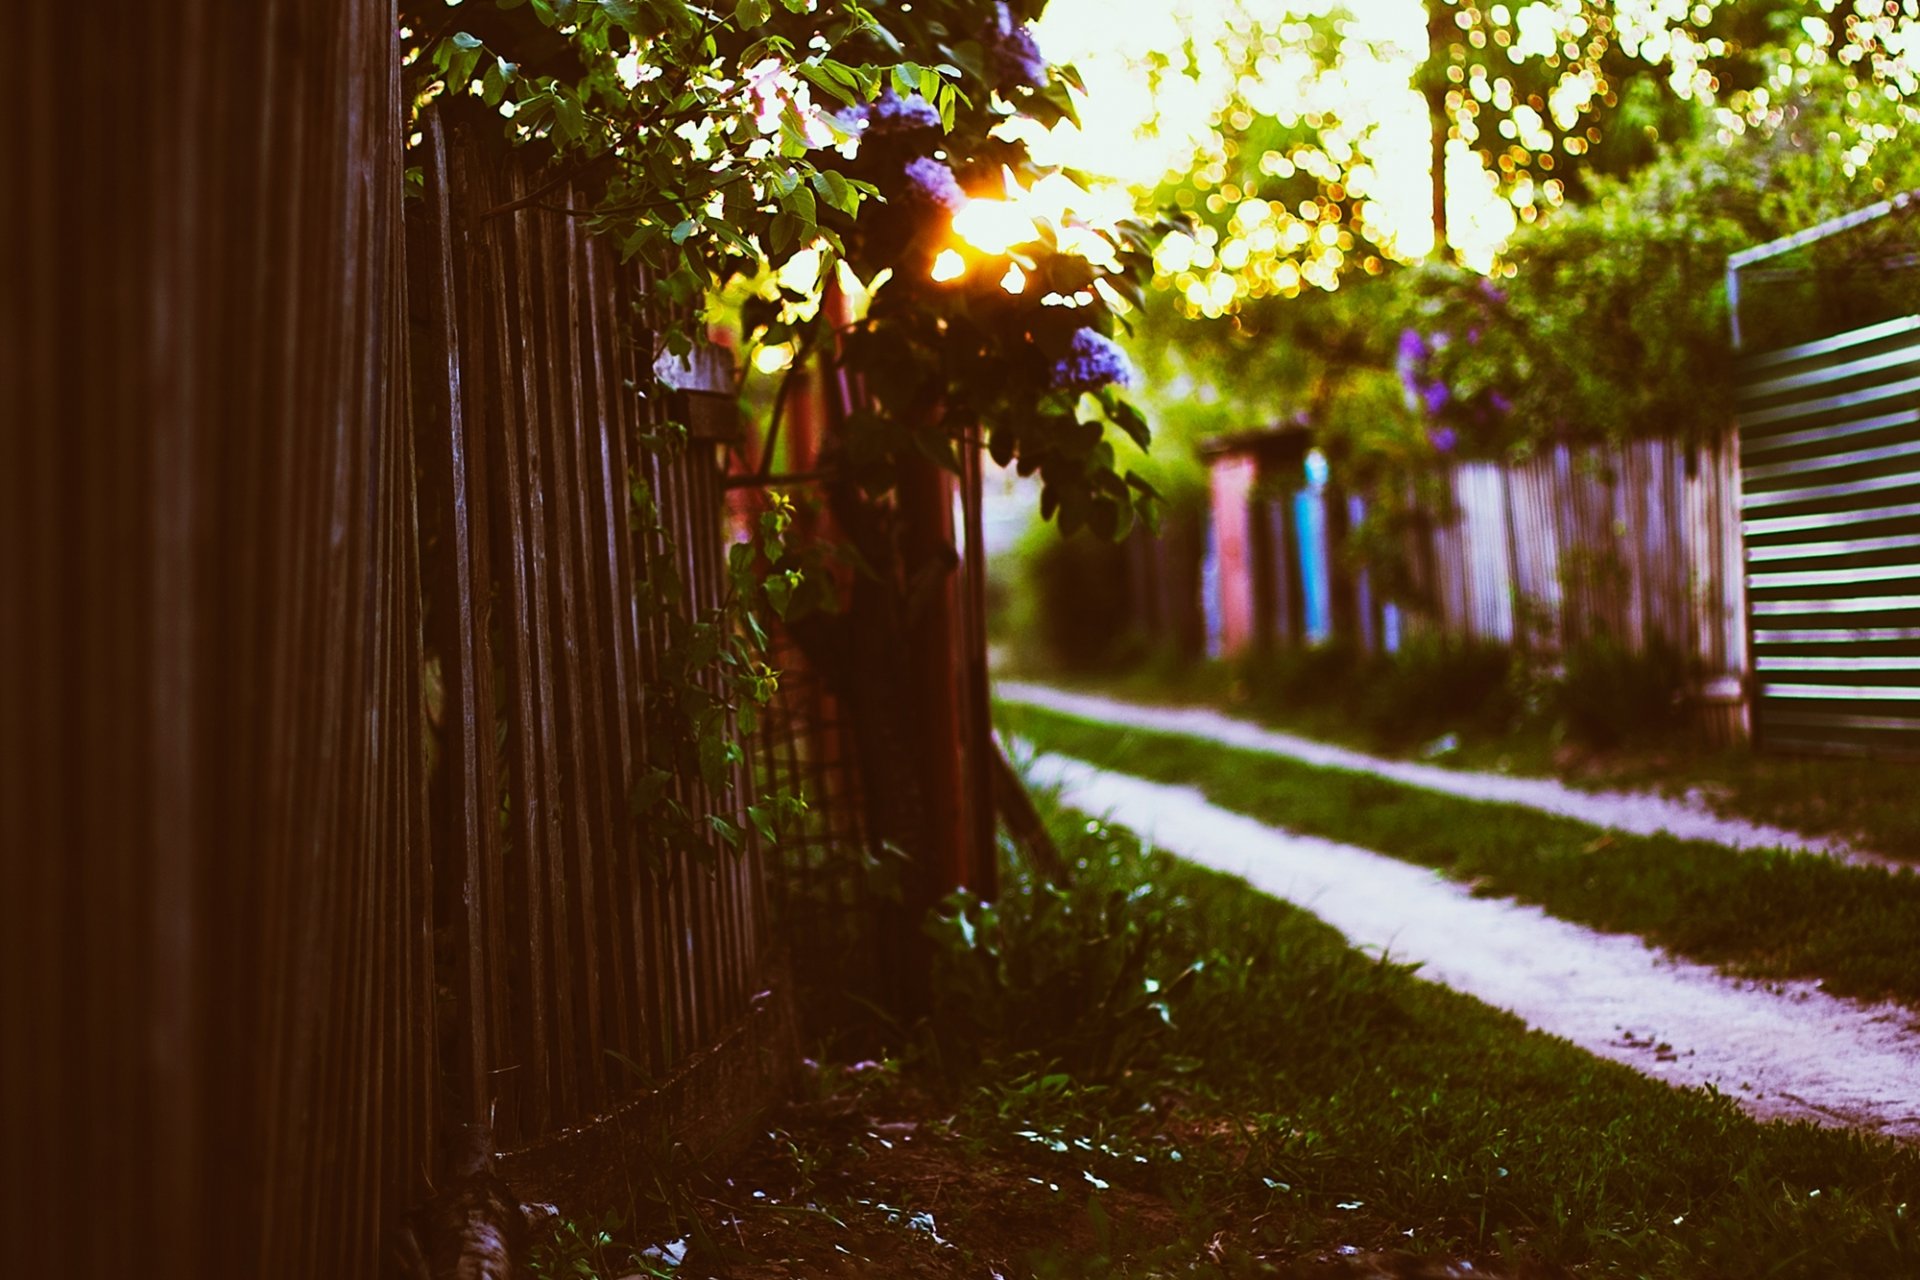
1737 314 1920 755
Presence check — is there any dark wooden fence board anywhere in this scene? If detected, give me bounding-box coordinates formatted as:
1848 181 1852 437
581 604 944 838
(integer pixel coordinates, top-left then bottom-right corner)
12 18 794 1275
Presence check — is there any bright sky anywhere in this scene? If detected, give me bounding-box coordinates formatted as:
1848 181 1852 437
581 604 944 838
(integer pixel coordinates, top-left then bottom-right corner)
1023 0 1517 271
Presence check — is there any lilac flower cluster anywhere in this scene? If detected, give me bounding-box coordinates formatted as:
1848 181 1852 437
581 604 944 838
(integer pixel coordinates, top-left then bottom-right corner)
1397 324 1514 453
984 2 1048 91
873 86 942 130
1050 328 1135 394
1397 328 1451 416
902 156 967 214
840 86 942 134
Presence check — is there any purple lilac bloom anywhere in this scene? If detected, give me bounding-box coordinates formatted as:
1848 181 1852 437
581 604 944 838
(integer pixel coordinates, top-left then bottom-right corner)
1419 379 1450 415
870 86 942 131
1395 328 1426 379
902 156 967 214
1489 391 1513 414
1395 329 1428 409
985 2 1048 90
1051 328 1135 394
1429 426 1458 453
1477 277 1508 304
835 87 942 135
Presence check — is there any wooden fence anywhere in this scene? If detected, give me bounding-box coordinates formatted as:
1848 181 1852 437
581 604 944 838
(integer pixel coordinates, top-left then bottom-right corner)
7 8 793 1276
1125 431 1749 723
416 120 779 1154
10 5 433 1277
1408 433 1749 684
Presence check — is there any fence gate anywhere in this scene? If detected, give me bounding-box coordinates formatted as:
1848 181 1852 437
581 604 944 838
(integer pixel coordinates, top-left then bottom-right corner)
1736 313 1920 754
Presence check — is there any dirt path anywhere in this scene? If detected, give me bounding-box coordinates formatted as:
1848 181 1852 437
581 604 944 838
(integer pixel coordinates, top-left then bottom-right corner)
1025 751 1920 1140
998 682 1890 867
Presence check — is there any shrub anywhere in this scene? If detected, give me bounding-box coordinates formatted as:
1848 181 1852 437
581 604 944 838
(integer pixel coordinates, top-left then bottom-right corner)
1549 634 1688 749
924 827 1199 1080
1235 637 1518 746
1352 635 1518 744
1237 641 1360 712
1022 525 1135 671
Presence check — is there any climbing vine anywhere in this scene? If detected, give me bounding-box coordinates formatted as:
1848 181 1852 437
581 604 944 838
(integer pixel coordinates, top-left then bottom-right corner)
403 0 1171 858
627 424 804 861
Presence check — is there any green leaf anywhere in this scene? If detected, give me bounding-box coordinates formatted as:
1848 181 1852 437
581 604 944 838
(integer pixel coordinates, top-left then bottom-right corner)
448 42 483 89
1106 396 1152 450
796 62 859 107
451 31 484 49
734 0 771 28
769 211 807 254
551 92 587 143
778 181 817 223
480 57 516 106
598 0 642 25
640 0 697 36
671 218 699 244
810 169 858 216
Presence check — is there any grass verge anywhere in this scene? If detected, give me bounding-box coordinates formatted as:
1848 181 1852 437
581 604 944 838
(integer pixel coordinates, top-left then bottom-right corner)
1037 660 1920 861
1000 700 1920 1011
529 808 1920 1276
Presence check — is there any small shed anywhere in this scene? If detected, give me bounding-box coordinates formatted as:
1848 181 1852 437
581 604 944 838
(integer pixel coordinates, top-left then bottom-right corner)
1201 425 1397 660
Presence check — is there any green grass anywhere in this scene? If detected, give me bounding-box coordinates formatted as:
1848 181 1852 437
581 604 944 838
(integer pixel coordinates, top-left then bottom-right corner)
1000 701 1920 1012
927 808 1920 1276
1033 659 1920 861
1029 656 1920 867
523 796 1920 1276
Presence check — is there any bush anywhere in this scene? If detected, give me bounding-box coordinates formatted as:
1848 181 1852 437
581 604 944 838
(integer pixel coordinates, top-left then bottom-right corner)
1238 641 1361 712
1548 634 1688 749
1236 636 1519 747
1021 525 1135 671
924 867 1197 1082
1352 635 1518 744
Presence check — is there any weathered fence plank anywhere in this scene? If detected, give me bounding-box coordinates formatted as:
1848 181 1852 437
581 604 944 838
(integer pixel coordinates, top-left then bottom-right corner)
12 25 795 1275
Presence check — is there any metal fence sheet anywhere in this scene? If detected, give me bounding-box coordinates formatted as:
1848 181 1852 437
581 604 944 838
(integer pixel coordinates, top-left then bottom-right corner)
1738 316 1920 754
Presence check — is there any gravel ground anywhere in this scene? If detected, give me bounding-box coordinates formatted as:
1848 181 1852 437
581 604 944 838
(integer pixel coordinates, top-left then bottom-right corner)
1025 750 1920 1140
998 683 1895 868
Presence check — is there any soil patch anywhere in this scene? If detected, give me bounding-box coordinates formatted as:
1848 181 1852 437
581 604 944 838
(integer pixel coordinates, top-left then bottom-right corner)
513 1063 1548 1278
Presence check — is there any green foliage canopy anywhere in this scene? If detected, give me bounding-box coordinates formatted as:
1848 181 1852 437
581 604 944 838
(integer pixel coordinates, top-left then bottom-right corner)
408 0 1173 538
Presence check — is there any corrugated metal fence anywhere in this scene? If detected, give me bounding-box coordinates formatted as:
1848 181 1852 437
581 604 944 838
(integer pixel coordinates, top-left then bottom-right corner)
8 7 790 1276
1737 314 1920 754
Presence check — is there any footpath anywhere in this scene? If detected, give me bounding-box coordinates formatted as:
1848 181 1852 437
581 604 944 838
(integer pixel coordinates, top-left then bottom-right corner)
1001 684 1920 1139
